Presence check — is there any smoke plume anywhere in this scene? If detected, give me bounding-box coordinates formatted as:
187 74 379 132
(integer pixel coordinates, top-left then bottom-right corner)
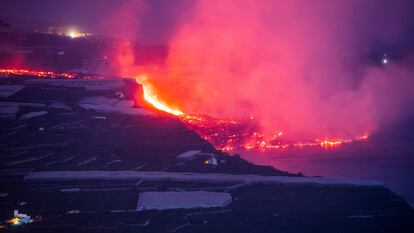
118 0 414 140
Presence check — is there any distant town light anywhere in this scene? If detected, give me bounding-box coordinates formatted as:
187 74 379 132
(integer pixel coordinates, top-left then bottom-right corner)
9 217 22 225
7 210 33 226
68 30 77 39
65 29 92 39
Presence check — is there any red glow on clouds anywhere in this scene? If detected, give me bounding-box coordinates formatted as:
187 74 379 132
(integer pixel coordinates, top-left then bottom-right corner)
132 72 370 151
106 0 414 151
0 68 368 151
5 1 414 153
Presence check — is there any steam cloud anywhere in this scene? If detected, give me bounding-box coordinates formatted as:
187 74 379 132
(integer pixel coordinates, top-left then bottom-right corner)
115 0 414 140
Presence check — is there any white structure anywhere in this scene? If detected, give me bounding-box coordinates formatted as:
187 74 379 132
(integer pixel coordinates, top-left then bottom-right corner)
137 191 232 210
205 157 218 166
0 85 25 98
24 79 125 91
0 106 19 119
78 96 153 116
9 210 33 225
176 150 202 159
25 171 384 187
20 111 48 120
176 150 216 161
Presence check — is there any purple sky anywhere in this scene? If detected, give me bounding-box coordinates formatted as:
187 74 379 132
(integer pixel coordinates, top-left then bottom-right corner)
0 0 193 44
1 0 414 49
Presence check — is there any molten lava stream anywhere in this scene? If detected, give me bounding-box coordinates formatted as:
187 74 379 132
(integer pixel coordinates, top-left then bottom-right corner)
1 68 368 152
132 75 369 152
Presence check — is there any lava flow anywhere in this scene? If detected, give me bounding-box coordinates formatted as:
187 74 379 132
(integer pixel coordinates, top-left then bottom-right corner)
178 113 369 151
0 68 368 152
0 68 77 79
0 68 101 79
134 74 369 151
136 74 184 116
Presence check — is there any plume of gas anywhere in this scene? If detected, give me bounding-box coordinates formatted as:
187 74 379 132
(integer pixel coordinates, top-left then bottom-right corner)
111 0 414 140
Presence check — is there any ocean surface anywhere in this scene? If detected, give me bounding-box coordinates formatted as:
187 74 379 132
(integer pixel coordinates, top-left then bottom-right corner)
237 140 414 207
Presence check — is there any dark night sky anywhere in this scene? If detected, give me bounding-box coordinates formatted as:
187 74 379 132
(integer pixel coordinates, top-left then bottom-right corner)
1 0 414 49
0 0 193 44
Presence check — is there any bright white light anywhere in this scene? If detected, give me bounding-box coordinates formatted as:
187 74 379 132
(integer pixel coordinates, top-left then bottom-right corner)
382 58 388 65
65 29 91 39
68 31 77 39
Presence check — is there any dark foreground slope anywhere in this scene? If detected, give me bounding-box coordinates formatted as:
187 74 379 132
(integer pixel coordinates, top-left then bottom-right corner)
0 77 282 175
0 76 413 233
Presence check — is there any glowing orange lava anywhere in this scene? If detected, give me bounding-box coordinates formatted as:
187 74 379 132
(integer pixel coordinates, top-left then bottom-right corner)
0 68 76 79
1 68 369 152
133 75 369 151
133 73 369 151
135 74 183 116
0 68 101 79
